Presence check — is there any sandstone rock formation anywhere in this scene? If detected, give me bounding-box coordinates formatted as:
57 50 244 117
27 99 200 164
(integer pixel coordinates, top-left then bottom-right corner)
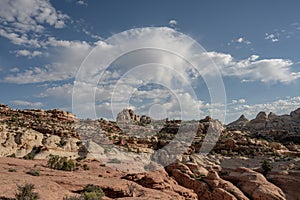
0 104 80 158
1 104 300 199
116 109 151 124
227 108 300 134
227 115 249 129
224 167 286 200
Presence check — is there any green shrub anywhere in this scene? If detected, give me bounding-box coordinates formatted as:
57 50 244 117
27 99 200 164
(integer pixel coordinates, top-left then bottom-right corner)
82 184 104 200
64 185 104 200
76 156 86 162
23 147 41 160
8 153 16 158
47 155 76 171
23 153 34 160
26 169 40 176
15 183 39 200
57 137 67 148
8 168 17 172
262 160 272 174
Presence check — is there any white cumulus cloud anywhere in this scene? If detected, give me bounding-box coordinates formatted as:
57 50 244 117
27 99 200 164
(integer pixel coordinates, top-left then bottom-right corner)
14 49 42 58
10 100 43 107
168 19 177 27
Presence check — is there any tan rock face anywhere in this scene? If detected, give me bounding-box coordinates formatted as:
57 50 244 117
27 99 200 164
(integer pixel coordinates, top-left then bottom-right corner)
225 167 286 200
268 170 300 200
227 108 300 134
0 128 43 157
122 169 198 199
0 105 81 158
166 162 249 200
117 109 133 123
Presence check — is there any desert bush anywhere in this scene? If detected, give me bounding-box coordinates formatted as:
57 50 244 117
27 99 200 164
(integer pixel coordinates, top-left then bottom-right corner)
262 160 272 174
47 155 76 171
26 169 40 176
8 153 16 158
57 137 67 148
64 184 104 200
82 184 104 200
23 153 34 160
15 183 39 200
75 156 86 162
23 147 41 160
8 168 17 172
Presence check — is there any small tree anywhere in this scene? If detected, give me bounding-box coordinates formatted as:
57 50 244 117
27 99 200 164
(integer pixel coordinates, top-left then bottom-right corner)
15 183 39 200
262 160 272 175
47 155 76 171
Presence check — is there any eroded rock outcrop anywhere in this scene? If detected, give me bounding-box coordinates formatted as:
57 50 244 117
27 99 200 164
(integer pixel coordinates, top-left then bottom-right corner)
166 161 249 200
116 109 151 124
224 167 286 200
227 108 300 134
0 105 80 158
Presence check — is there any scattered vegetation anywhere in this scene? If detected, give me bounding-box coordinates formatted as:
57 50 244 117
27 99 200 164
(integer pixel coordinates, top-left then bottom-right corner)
8 153 16 158
26 169 40 176
190 173 203 181
15 183 39 200
23 147 41 160
23 153 35 160
47 155 76 171
64 184 104 200
82 184 104 200
75 156 86 162
8 168 17 172
261 160 273 175
57 137 67 148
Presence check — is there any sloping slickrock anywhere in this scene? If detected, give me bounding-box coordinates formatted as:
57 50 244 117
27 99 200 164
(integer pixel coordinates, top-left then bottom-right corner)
166 162 249 200
225 167 286 200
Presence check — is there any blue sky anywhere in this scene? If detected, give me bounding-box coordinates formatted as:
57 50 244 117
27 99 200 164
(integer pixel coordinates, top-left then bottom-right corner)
0 0 299 123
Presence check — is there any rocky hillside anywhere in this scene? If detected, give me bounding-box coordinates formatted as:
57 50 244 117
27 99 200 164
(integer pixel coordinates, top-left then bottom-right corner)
227 108 300 144
0 105 300 199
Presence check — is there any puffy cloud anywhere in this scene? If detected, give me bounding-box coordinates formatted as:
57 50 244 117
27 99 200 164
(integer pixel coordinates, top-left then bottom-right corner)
207 52 297 83
169 19 177 27
14 49 42 58
10 100 43 107
265 33 279 42
3 27 299 84
77 0 88 6
70 27 227 120
0 0 69 48
3 27 299 122
9 67 19 72
0 29 41 47
0 0 68 33
231 99 246 104
4 39 92 83
228 37 251 46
